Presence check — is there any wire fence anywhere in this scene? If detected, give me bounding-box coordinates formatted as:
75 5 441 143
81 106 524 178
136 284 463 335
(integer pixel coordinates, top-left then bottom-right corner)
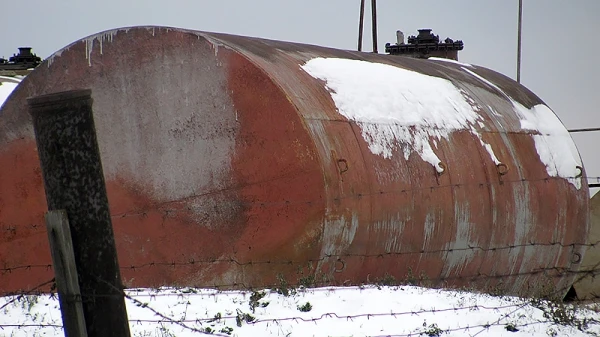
2 220 599 336
1 176 599 335
1 287 598 337
2 237 598 272
1 258 600 336
2 244 599 306
102 175 600 220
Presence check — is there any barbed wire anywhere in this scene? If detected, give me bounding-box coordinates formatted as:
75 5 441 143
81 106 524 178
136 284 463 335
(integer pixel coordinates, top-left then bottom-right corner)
128 302 529 323
0 323 62 329
0 316 593 337
1 263 53 273
0 317 587 337
121 268 600 336
2 238 597 275
1 271 599 336
2 265 599 301
123 289 230 336
467 255 600 336
368 319 579 337
105 174 599 221
3 177 598 235
3 265 600 301
1 175 599 335
0 278 55 312
0 223 43 232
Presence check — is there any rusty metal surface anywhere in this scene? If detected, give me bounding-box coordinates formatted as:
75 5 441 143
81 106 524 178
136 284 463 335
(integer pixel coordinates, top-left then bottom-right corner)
574 192 600 300
0 26 589 297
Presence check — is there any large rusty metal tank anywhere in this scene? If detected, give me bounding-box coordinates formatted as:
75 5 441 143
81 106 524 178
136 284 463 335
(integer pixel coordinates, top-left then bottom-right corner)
0 26 589 297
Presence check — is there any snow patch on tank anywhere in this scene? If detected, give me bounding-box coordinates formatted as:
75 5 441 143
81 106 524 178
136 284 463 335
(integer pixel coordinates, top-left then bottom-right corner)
428 57 474 68
0 81 19 110
461 67 583 189
301 57 499 173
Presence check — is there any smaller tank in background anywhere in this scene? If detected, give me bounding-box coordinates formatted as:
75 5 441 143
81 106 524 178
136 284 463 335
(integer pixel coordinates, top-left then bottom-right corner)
0 47 42 75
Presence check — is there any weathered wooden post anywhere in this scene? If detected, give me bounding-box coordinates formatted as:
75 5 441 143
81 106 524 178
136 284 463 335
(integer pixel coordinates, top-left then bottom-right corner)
28 89 130 337
45 210 88 337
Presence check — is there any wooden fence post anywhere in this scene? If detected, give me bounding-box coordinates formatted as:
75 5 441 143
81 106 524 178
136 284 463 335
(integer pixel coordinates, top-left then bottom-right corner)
45 210 88 337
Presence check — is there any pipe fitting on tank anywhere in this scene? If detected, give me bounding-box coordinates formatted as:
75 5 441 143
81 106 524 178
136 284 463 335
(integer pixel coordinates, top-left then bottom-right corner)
575 166 583 178
497 163 509 176
337 159 349 174
437 162 446 175
571 252 582 264
334 258 346 273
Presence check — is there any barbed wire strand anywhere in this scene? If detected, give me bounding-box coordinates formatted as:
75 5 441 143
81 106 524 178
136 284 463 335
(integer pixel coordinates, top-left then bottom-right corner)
105 174 599 221
0 278 54 312
100 276 230 337
1 271 599 336
2 237 598 276
470 255 600 336
3 264 600 300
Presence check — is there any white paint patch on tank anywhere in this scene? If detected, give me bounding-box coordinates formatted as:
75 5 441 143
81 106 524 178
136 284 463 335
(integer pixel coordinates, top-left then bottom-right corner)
422 212 436 251
316 212 359 274
461 67 583 189
301 58 500 173
304 120 334 169
442 202 476 276
89 38 239 205
510 183 533 265
372 213 408 253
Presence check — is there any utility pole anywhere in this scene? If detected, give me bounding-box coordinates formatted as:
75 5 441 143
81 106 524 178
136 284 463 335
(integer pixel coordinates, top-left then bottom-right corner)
371 0 378 53
358 0 365 51
517 0 523 83
28 89 131 337
357 0 378 53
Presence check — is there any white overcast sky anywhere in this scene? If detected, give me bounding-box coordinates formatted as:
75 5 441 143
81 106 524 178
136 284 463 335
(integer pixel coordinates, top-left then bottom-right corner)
1 0 599 192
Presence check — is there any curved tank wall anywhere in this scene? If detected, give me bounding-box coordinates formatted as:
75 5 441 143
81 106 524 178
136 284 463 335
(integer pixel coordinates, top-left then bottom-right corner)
574 192 600 300
0 26 590 297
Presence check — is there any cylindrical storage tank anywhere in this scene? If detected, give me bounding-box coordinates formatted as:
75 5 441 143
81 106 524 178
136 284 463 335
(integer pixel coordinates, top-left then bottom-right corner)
0 27 589 297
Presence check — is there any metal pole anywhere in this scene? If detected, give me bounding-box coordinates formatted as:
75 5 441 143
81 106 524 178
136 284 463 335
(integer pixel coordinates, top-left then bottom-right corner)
28 90 131 337
358 0 365 51
568 127 600 133
517 0 523 83
371 0 378 53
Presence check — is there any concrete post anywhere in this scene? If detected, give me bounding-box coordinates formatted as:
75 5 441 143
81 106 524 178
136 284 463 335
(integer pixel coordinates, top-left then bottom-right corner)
28 89 130 337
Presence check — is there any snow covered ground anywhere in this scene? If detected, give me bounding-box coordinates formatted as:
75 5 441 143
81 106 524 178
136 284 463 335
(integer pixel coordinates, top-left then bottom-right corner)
1 285 599 337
